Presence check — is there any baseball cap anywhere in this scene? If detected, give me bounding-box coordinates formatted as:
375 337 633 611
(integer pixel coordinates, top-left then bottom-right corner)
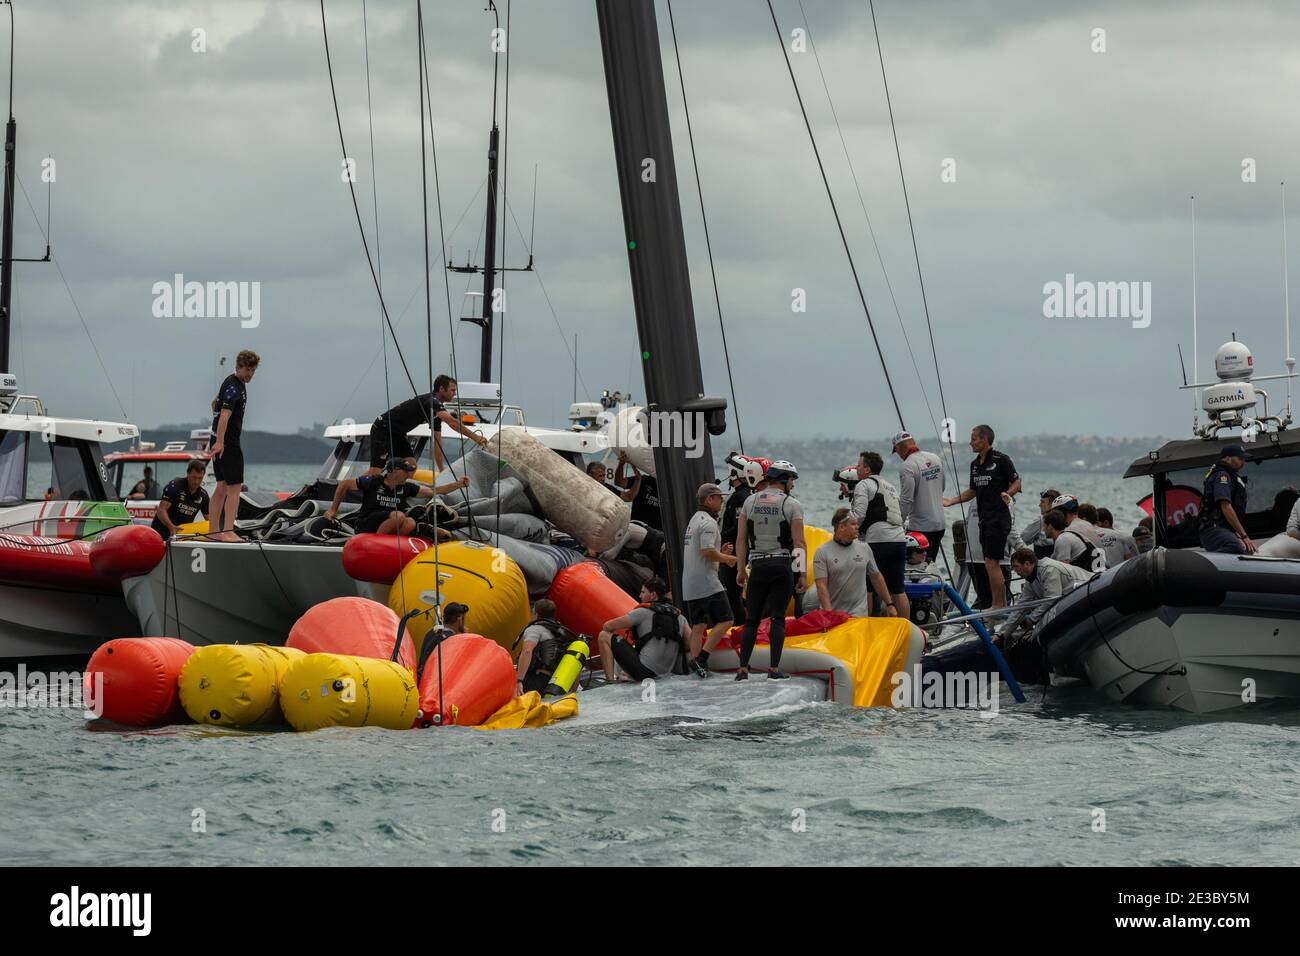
444 602 469 618
697 482 724 499
1221 443 1253 461
890 431 913 448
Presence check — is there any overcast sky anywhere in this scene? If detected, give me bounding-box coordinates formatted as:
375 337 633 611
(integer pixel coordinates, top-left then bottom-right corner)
7 0 1300 448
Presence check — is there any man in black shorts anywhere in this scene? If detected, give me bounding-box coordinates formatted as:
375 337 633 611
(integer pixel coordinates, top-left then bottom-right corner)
150 459 210 541
368 374 489 474
208 349 259 541
944 424 1020 609
680 483 737 677
326 460 466 535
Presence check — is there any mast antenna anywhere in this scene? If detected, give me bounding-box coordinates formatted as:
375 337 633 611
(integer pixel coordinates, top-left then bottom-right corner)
1283 181 1294 424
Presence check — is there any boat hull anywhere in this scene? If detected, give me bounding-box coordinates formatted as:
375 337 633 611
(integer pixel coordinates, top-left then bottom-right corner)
125 540 388 647
1039 549 1300 712
0 580 141 663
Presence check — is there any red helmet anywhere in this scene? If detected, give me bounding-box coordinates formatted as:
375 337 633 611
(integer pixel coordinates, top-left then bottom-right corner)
905 532 930 552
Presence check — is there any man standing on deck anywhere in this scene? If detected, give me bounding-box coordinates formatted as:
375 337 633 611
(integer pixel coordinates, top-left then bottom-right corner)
681 483 736 676
943 424 1020 609
208 349 259 541
850 451 911 621
1198 444 1256 554
891 431 946 561
813 509 896 616
718 453 765 621
368 375 489 475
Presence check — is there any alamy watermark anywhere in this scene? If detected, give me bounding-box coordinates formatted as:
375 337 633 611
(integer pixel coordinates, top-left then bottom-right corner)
607 404 708 459
152 274 261 328
1042 273 1151 329
890 665 999 717
0 665 104 718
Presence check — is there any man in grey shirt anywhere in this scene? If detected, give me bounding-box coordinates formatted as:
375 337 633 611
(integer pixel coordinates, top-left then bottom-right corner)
813 509 897 616
1095 507 1139 566
891 431 946 560
998 548 1093 641
681 483 737 673
595 578 691 682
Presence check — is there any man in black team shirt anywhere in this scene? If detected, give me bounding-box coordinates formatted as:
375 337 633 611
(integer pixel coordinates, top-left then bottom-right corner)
944 424 1020 609
208 349 259 541
367 375 489 475
150 459 211 541
326 459 466 535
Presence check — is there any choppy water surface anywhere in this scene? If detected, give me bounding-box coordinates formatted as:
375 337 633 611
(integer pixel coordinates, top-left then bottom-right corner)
3 680 1298 867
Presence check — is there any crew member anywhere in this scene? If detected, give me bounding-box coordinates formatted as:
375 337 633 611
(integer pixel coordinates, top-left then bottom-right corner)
1095 508 1139 566
208 349 259 541
1042 504 1106 573
735 459 805 681
416 602 469 682
128 467 161 500
1019 489 1060 559
850 451 910 621
998 548 1092 642
944 424 1020 609
326 460 468 535
1133 524 1155 553
595 578 691 682
621 461 660 531
892 431 946 561
1198 444 1256 554
368 374 489 475
681 482 737 677
813 509 895 616
150 459 210 541
718 454 765 621
1258 494 1300 557
587 458 639 502
514 599 576 695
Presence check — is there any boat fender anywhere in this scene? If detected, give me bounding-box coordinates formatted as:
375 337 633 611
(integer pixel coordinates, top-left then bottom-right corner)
280 652 418 732
178 644 304 726
84 637 195 726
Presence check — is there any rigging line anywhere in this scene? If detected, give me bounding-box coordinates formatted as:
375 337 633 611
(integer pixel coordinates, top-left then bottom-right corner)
443 175 488 257
868 0 965 507
421 28 459 389
15 173 128 420
493 0 511 546
666 0 744 453
319 0 421 397
797 0 939 443
765 0 905 430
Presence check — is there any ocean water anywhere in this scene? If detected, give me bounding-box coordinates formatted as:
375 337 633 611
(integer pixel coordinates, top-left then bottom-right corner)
5 461 1292 867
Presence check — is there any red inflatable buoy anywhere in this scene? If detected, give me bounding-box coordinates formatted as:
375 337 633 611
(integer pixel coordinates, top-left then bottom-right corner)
546 561 637 640
417 633 516 727
84 637 195 725
89 524 166 581
287 596 414 671
342 533 431 584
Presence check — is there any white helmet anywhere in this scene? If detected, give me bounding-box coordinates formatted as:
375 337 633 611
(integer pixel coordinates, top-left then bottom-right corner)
1050 493 1079 512
741 458 767 488
766 459 798 485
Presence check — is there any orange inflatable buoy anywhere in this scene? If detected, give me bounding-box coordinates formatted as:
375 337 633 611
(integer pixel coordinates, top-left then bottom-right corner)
545 561 637 640
342 533 431 584
84 637 195 725
288 596 414 670
88 524 166 581
417 633 516 727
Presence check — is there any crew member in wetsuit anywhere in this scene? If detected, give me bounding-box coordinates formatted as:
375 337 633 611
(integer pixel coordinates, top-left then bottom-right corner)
514 599 576 694
1198 444 1257 554
735 459 806 681
150 459 210 541
944 424 1020 609
326 460 468 534
208 349 259 541
416 602 469 682
718 453 765 621
368 374 489 474
594 578 691 682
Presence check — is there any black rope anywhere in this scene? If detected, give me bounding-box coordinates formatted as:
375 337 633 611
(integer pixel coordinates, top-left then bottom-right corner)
666 0 744 452
765 0 905 430
868 0 967 532
319 0 421 397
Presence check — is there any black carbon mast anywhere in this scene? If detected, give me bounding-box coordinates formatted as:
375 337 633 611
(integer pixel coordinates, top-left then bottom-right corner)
595 0 727 595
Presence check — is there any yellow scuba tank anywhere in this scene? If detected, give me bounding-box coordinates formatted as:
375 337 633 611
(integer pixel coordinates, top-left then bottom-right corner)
543 640 589 697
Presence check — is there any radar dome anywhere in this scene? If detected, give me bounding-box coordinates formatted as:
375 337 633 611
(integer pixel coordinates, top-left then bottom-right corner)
1214 341 1254 381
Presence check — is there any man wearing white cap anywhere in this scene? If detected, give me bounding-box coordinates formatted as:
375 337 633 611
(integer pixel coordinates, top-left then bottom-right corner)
681 482 737 675
891 431 946 562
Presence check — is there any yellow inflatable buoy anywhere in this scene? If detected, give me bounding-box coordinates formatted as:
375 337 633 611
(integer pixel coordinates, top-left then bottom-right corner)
175 519 209 536
388 540 531 659
178 644 304 726
279 652 419 732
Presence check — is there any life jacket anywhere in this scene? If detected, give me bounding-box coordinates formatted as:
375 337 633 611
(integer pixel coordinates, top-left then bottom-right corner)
745 490 795 557
1059 530 1105 573
635 601 683 649
860 477 903 534
520 618 574 675
1199 462 1248 530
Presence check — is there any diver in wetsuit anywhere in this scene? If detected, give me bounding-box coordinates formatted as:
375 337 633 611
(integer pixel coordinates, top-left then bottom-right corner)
734 460 806 681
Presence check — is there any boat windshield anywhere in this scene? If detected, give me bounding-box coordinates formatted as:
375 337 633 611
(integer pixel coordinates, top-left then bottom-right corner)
113 459 193 499
0 430 116 505
1158 455 1300 540
0 430 22 505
